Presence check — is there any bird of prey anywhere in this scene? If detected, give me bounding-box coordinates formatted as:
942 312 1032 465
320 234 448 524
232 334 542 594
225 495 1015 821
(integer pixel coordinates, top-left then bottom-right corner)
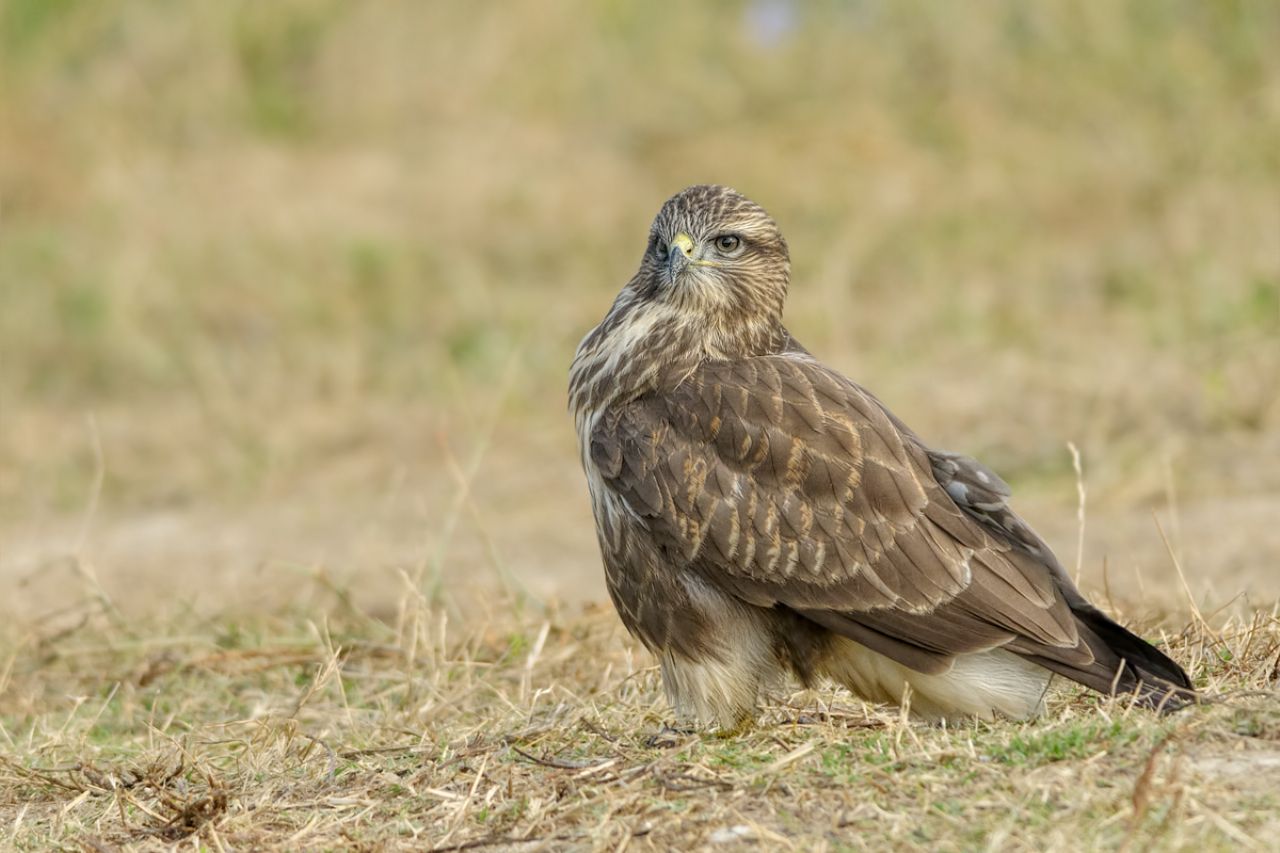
569 185 1193 729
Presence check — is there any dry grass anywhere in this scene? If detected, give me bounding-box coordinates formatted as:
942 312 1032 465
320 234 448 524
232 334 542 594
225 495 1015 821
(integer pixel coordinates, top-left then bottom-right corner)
4 2 1280 849
1 586 1277 851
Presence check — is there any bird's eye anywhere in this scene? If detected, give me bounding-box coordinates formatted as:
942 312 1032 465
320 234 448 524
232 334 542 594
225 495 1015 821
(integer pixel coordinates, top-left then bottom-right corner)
652 236 669 260
714 234 742 254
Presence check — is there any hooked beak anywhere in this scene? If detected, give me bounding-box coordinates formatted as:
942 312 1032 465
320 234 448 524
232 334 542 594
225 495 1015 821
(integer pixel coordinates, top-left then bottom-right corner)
667 232 695 279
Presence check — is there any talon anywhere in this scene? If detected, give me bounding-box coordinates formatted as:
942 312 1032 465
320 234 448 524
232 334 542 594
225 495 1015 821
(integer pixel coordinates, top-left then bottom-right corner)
644 724 694 748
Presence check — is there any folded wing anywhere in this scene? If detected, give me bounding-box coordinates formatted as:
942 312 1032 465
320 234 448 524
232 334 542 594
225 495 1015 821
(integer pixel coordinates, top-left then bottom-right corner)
591 354 1191 703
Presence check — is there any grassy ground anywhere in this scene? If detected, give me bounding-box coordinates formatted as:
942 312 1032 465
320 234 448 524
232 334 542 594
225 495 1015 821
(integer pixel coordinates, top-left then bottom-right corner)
1 589 1277 850
4 1 1280 849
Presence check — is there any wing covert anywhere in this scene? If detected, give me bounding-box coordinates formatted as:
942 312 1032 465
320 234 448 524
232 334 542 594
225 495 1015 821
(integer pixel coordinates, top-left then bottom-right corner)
592 355 1082 665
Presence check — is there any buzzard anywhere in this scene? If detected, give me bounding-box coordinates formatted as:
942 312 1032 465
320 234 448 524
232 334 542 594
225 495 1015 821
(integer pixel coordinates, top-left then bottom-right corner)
569 185 1193 729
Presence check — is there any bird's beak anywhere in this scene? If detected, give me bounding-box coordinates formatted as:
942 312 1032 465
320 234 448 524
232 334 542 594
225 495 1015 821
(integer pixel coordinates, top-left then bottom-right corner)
668 232 695 278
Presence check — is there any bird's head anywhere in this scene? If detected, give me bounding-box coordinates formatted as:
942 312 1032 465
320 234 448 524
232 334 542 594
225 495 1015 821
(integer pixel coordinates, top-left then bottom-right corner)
631 185 790 357
570 186 791 418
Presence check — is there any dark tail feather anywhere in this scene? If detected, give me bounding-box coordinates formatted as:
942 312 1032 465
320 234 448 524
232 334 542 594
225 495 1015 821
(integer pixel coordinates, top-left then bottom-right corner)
1077 605 1193 690
1024 604 1195 711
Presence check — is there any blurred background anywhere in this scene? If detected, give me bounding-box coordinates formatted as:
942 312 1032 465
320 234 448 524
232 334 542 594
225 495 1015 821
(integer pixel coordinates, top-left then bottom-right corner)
2 0 1278 623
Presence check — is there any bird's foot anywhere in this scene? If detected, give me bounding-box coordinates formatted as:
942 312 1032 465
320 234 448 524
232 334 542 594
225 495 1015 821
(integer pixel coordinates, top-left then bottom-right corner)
644 724 696 748
715 714 756 739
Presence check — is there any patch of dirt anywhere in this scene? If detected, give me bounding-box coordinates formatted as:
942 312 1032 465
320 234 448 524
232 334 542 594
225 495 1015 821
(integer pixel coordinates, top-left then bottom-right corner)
1190 749 1280 781
5 489 1279 622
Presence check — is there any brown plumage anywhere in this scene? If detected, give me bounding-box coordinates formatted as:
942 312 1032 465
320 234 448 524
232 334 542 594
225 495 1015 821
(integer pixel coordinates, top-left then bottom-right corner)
569 184 1193 729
